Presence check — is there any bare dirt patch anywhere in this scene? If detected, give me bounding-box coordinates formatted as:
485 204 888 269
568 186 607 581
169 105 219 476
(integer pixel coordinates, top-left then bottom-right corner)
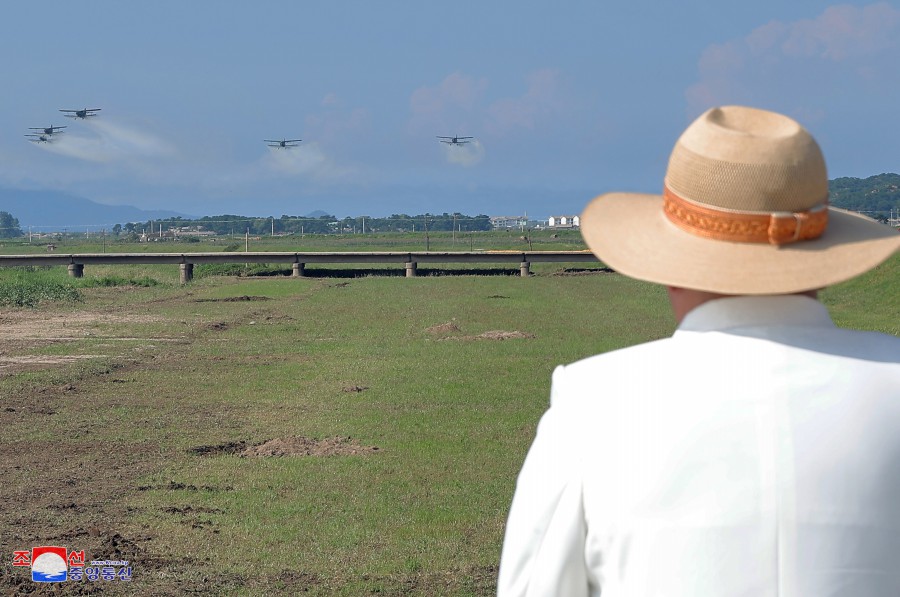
0 310 165 341
187 440 249 456
194 295 272 302
0 354 108 372
137 480 234 492
0 308 180 376
240 436 380 458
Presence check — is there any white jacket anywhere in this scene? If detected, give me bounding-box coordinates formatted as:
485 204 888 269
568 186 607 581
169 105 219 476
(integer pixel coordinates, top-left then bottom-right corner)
498 295 900 597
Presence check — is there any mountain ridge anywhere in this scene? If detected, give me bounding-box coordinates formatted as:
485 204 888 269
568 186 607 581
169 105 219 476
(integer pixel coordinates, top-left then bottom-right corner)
0 188 193 231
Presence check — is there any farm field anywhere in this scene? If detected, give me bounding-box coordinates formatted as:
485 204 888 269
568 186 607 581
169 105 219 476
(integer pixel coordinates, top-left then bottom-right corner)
0 249 897 596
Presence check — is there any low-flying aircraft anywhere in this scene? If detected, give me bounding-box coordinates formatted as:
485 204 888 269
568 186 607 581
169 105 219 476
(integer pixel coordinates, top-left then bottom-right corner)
25 133 51 143
29 124 66 135
265 138 302 148
60 108 101 119
437 135 474 146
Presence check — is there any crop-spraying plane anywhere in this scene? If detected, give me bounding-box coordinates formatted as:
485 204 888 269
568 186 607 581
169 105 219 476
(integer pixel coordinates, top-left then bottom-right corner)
437 135 474 146
265 138 302 148
25 133 51 143
29 124 66 135
60 108 101 119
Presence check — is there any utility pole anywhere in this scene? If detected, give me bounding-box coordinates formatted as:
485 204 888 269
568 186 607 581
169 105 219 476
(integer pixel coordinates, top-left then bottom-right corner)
245 228 249 252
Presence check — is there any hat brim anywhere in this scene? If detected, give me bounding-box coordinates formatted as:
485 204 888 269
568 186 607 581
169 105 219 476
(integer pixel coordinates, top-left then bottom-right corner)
580 193 900 295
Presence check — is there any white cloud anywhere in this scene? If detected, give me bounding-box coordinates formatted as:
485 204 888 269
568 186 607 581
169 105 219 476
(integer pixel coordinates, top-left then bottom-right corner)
485 69 565 135
408 72 488 135
304 106 371 147
408 69 570 140
686 2 900 116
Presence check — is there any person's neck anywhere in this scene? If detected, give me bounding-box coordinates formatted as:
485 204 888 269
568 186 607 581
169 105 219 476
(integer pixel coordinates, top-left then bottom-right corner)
666 287 819 324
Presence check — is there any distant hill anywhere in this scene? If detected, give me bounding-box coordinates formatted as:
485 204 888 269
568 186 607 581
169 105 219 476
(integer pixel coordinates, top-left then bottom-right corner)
0 188 193 232
829 173 900 216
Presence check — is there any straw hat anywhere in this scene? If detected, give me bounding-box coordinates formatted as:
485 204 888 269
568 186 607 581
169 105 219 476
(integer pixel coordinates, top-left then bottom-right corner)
580 105 899 294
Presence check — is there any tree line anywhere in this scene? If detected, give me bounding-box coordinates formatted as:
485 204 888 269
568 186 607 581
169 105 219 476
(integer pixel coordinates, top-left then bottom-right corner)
127 213 493 236
0 211 21 238
829 173 900 218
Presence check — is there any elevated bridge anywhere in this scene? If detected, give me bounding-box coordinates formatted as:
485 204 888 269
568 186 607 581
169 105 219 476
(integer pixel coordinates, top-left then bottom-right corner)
0 251 601 283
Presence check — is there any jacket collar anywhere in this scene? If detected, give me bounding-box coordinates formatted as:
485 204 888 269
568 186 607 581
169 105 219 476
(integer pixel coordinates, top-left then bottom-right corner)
676 295 836 334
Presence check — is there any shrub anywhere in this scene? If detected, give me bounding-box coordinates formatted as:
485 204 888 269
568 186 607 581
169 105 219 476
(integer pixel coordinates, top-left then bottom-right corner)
0 277 82 307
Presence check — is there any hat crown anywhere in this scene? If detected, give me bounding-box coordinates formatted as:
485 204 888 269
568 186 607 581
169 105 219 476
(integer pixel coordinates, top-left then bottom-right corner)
664 106 828 213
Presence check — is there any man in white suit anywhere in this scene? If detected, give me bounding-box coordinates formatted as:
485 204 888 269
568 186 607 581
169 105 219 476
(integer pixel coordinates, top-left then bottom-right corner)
498 106 900 596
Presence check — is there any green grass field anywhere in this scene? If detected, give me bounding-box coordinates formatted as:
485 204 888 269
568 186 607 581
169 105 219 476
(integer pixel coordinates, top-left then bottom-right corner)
0 247 896 595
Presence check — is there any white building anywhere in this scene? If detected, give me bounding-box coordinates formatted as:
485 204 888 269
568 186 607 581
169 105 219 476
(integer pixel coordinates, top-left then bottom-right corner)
490 215 529 229
547 215 580 229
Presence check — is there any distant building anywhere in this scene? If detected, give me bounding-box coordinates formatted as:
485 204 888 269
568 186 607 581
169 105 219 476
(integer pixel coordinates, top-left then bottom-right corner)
548 215 580 229
490 215 529 229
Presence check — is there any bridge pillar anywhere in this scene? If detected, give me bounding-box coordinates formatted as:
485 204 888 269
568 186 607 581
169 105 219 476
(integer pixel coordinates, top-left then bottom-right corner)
405 262 417 277
180 263 194 284
67 264 84 278
520 261 530 277
292 263 306 277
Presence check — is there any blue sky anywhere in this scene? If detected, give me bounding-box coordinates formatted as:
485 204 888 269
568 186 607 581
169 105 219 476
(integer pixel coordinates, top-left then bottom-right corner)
1 1 898 220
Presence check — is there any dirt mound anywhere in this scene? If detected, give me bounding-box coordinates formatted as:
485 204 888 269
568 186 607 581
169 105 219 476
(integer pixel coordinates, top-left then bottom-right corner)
439 330 535 341
425 321 460 334
475 330 535 340
240 436 379 457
